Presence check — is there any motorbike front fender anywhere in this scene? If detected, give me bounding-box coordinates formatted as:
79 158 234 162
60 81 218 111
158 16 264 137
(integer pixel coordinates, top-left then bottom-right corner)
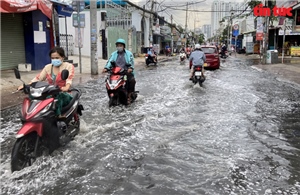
16 122 43 138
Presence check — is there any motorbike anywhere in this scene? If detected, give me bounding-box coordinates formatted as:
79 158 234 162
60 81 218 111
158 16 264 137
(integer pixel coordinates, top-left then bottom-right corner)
105 61 138 107
220 50 228 59
179 52 186 65
191 64 205 87
11 69 84 172
145 54 157 66
186 51 191 58
166 48 171 56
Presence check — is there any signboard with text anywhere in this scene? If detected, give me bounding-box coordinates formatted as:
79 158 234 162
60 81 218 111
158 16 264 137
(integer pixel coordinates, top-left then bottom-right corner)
256 17 263 41
73 13 85 28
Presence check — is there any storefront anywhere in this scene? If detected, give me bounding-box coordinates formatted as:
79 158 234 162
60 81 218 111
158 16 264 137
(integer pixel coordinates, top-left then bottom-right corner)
1 13 26 70
0 0 52 70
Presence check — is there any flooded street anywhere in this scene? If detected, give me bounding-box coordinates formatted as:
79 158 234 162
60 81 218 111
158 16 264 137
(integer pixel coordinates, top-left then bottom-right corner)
1 57 300 194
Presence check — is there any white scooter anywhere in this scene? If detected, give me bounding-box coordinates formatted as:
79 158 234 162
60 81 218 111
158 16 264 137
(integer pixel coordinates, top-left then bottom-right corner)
179 52 186 65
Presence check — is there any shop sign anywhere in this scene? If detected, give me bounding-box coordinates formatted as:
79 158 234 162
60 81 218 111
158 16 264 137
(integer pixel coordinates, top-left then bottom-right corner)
253 3 292 17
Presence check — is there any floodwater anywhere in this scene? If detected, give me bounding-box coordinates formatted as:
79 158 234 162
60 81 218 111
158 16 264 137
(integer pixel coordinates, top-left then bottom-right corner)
1 56 300 194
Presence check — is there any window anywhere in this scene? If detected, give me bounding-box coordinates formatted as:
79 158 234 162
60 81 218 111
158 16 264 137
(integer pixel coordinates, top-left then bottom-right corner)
202 48 216 54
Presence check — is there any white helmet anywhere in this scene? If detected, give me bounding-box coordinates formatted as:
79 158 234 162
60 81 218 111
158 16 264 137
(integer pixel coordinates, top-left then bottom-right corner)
195 44 201 49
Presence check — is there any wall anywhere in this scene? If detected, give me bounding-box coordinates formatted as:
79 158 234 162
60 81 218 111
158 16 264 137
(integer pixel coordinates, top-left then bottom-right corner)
131 10 150 47
59 10 104 58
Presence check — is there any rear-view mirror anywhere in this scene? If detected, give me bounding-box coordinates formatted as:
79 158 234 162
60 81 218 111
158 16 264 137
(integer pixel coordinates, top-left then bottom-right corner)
61 69 69 80
14 68 21 79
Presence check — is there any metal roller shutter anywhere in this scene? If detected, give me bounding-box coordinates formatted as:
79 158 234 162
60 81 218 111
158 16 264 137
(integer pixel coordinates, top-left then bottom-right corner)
1 13 26 70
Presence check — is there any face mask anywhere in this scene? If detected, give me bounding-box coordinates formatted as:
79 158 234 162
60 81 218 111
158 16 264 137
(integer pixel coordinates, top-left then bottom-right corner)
52 59 62 67
117 47 124 52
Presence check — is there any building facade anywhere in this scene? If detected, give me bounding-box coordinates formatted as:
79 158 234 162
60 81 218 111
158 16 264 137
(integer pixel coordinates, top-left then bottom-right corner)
202 24 211 40
211 0 245 38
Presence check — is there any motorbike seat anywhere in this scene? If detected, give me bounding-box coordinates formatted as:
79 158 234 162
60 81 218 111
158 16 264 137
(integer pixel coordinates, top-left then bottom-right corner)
61 90 80 114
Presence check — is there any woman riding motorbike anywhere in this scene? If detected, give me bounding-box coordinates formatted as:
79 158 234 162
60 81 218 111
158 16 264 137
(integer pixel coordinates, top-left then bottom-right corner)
18 47 75 118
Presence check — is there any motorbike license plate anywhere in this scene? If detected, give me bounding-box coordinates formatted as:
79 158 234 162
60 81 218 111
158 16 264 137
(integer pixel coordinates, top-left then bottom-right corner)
195 72 201 76
204 63 208 67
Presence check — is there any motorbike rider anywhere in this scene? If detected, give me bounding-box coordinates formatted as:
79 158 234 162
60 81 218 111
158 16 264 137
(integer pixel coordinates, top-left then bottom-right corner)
147 44 157 63
189 44 206 80
165 44 171 56
179 50 186 60
18 47 75 118
221 44 227 57
179 46 186 53
102 38 136 104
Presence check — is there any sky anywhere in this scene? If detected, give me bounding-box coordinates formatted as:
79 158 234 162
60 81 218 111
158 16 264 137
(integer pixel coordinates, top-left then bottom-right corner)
130 0 245 30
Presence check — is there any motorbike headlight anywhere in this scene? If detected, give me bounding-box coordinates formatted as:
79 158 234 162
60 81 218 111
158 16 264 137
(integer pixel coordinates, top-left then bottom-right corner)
33 103 52 119
30 87 46 98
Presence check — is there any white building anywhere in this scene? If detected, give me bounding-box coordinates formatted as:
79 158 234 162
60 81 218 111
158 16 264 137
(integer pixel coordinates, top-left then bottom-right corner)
202 25 211 40
59 7 151 58
211 0 245 38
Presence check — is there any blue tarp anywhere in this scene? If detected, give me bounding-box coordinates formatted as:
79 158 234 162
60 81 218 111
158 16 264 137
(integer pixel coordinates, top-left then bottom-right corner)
84 0 127 6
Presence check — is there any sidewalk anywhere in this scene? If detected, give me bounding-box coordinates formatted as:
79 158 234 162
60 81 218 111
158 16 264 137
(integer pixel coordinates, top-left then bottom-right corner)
231 53 300 86
0 55 170 110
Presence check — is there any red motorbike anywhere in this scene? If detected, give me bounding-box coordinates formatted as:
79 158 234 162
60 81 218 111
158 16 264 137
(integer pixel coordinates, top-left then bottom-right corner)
166 48 171 56
11 69 84 172
105 62 138 107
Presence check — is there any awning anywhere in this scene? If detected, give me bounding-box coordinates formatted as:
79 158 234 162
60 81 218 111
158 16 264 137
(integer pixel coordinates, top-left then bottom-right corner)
0 0 52 19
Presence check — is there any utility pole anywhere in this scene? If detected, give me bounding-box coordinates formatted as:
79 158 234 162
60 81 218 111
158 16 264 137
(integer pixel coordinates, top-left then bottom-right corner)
282 17 286 63
90 0 98 75
149 0 154 46
262 0 269 64
185 2 188 46
227 16 230 47
171 14 174 55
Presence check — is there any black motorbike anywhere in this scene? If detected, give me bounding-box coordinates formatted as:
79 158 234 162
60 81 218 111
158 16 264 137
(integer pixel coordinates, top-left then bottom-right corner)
191 66 205 87
145 54 157 66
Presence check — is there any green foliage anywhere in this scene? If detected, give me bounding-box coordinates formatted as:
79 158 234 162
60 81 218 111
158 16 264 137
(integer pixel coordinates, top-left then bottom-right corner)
177 25 184 34
248 0 261 9
198 33 205 44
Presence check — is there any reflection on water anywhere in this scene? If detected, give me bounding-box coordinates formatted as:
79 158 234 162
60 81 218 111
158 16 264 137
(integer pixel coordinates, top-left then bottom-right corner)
1 58 300 194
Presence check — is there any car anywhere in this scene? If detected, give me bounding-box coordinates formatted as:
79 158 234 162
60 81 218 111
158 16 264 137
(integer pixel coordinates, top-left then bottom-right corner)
201 45 220 69
188 45 220 70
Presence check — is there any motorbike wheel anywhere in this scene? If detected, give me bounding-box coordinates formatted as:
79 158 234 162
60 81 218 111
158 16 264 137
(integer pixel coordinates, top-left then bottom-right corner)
11 133 38 172
199 81 203 87
109 96 118 107
109 97 114 107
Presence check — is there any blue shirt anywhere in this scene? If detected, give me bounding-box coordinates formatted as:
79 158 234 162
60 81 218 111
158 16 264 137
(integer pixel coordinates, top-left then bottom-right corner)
189 50 206 66
105 49 135 76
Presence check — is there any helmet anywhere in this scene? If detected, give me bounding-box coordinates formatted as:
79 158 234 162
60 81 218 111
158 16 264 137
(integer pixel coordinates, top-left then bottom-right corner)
116 38 126 47
195 44 201 49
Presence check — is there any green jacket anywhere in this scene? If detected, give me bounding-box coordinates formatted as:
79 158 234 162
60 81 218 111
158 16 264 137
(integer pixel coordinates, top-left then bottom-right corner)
105 49 135 76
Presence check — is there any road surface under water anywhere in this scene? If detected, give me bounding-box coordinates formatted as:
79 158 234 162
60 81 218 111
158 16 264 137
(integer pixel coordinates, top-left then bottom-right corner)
1 57 300 194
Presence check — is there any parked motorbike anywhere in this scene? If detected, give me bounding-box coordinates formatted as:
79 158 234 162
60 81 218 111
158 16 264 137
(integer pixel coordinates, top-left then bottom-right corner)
11 69 84 172
145 54 157 66
105 61 138 107
166 48 171 56
191 65 205 87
